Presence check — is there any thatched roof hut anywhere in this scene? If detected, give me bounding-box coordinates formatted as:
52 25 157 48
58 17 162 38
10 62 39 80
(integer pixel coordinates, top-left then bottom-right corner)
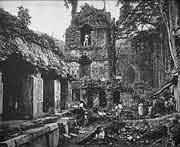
0 8 68 77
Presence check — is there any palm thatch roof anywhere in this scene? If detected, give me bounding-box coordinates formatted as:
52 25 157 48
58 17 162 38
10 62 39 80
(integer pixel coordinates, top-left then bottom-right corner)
0 8 68 77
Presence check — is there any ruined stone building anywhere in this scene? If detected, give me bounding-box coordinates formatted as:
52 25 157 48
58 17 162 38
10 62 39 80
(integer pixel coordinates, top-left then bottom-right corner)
115 2 170 89
65 4 111 81
64 4 114 107
0 9 72 120
116 32 170 89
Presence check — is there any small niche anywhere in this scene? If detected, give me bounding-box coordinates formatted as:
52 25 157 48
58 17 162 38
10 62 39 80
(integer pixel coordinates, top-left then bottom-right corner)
80 24 92 46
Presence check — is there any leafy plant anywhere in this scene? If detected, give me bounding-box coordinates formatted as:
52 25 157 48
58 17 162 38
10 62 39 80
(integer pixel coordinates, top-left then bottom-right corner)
17 6 31 28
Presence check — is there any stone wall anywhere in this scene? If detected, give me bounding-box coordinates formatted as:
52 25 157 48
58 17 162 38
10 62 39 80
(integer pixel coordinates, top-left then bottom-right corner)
0 72 3 120
174 75 180 112
21 76 34 119
43 79 54 113
65 25 110 80
65 25 81 50
120 92 134 107
116 32 169 88
0 122 61 147
33 74 44 118
116 39 139 84
60 79 69 109
54 80 61 113
91 61 109 80
66 81 72 108
68 62 80 78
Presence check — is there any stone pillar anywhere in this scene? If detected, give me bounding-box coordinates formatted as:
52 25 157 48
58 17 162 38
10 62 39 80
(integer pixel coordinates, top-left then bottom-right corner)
104 61 110 80
174 75 180 112
0 72 3 120
80 89 87 104
54 80 61 113
20 74 43 119
32 73 43 118
105 90 113 110
65 81 72 108
80 89 83 101
21 75 34 119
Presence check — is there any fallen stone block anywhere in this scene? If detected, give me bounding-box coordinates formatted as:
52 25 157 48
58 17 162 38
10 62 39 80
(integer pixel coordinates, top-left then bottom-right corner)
0 138 16 147
25 126 50 140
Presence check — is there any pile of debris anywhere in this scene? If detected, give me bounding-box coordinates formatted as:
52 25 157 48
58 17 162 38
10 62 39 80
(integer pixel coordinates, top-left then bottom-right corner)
81 114 180 146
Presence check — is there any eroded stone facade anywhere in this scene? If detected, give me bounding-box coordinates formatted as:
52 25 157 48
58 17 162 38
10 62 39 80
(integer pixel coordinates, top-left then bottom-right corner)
116 31 170 88
65 5 111 81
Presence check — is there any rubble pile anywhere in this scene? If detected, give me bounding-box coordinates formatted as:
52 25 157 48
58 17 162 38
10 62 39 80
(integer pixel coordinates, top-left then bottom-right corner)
80 114 180 146
85 121 151 145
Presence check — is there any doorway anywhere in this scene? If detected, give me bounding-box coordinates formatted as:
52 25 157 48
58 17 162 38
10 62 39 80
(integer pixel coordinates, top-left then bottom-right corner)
113 91 120 104
43 79 54 113
72 89 80 102
2 56 32 120
99 90 107 107
61 79 68 110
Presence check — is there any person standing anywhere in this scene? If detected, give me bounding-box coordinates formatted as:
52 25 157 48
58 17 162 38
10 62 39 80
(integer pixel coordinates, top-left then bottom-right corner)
138 103 144 119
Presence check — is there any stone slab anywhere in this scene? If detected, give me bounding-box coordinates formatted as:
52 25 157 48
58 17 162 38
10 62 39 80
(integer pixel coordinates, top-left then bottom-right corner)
14 134 33 146
25 126 50 140
46 123 58 131
0 138 16 147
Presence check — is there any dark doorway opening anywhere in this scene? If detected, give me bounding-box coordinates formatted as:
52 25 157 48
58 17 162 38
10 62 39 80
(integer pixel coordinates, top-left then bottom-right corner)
80 24 92 46
125 66 135 84
72 89 80 102
99 90 107 107
3 72 23 120
2 55 34 120
61 79 68 110
87 89 93 108
113 91 120 104
43 79 54 113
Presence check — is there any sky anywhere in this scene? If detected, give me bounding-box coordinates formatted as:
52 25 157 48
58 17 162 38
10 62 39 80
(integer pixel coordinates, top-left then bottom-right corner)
0 0 120 41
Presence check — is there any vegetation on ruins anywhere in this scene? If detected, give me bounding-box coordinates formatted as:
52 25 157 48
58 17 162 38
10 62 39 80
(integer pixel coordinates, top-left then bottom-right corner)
116 0 180 72
74 3 110 26
17 6 31 28
0 8 67 76
64 0 180 72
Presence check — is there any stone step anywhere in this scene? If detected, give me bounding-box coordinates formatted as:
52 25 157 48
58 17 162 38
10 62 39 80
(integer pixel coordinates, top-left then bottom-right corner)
70 132 78 137
63 133 71 138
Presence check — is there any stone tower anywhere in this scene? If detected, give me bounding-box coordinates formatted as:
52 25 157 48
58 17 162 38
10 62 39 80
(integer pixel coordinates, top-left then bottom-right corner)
65 4 112 81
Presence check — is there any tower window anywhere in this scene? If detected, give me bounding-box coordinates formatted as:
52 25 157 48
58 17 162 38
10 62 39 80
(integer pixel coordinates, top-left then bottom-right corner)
80 24 92 46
